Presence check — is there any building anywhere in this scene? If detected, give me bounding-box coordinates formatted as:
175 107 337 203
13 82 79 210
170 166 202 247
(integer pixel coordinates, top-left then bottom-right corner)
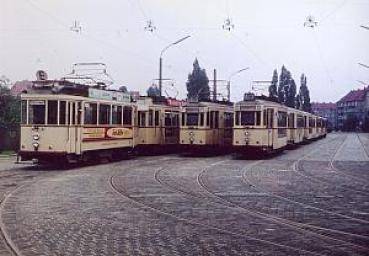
10 80 33 96
311 102 337 130
336 87 369 131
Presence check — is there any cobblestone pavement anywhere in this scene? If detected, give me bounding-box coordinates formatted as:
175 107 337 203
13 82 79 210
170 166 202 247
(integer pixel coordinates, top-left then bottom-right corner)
0 133 369 255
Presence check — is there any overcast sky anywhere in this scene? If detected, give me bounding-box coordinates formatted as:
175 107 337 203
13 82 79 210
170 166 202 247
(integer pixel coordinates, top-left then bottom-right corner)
1 0 368 102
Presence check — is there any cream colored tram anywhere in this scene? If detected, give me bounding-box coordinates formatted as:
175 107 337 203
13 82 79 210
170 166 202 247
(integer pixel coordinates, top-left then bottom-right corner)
304 114 318 140
286 108 306 145
233 94 288 153
19 81 136 164
136 96 181 152
316 117 327 138
180 101 233 151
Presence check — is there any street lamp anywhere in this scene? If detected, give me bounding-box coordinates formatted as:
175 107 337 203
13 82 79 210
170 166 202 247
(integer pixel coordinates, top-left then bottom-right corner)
159 35 191 96
227 67 250 101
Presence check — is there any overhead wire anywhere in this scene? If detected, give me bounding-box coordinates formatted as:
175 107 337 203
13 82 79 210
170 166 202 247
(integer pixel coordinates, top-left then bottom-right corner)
22 0 155 67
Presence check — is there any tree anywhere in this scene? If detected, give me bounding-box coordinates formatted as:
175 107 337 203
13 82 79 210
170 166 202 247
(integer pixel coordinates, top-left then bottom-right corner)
147 84 160 97
295 94 301 109
278 65 293 104
186 58 210 101
0 85 20 127
268 69 278 102
299 74 311 112
285 78 296 108
0 84 20 152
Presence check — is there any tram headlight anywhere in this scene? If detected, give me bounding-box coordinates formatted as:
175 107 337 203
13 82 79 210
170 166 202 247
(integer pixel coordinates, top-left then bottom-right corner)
33 134 40 140
32 142 39 148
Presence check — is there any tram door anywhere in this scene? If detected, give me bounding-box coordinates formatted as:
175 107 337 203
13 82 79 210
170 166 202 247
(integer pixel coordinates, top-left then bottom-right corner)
266 108 274 146
68 101 80 155
164 111 179 144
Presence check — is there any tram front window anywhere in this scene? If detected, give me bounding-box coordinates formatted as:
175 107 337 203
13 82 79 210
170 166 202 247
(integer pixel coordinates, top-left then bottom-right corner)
47 100 58 125
186 113 198 126
240 111 255 125
28 100 45 125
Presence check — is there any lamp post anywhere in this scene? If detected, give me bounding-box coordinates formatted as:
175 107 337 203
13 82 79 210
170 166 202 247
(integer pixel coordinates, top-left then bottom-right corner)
227 67 250 101
159 35 191 96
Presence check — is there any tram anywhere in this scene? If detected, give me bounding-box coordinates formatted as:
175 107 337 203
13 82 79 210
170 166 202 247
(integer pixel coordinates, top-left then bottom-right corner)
19 80 137 164
180 101 234 152
136 96 181 153
233 93 326 153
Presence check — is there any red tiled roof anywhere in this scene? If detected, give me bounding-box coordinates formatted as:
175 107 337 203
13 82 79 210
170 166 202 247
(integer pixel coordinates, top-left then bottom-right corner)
311 102 336 110
337 87 368 103
10 80 33 96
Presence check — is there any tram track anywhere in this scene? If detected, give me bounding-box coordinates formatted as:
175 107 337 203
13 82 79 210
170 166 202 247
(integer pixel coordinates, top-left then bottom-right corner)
151 157 368 254
292 134 369 195
110 161 329 256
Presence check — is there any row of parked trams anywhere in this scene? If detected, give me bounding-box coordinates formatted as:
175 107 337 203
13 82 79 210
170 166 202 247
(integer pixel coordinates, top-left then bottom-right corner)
18 80 327 164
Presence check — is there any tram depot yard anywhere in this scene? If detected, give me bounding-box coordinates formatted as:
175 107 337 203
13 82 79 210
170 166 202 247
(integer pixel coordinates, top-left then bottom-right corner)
0 133 368 255
1 79 369 255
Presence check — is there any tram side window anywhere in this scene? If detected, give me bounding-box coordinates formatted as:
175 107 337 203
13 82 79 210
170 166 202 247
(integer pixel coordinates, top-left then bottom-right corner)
148 110 153 126
224 112 233 127
297 115 304 128
174 113 179 127
47 101 58 125
181 113 185 126
123 106 132 125
28 100 45 125
155 111 160 126
206 112 210 126
165 113 171 127
84 103 97 125
59 101 66 125
186 113 198 126
112 105 122 125
99 104 110 125
77 102 81 125
235 111 240 126
263 110 267 126
214 111 219 128
200 113 204 126
288 113 295 128
309 117 314 128
138 111 146 127
21 100 27 124
277 111 287 127
255 111 261 126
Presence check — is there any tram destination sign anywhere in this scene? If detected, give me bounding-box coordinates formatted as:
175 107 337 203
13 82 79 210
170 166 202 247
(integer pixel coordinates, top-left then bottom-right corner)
88 88 131 103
